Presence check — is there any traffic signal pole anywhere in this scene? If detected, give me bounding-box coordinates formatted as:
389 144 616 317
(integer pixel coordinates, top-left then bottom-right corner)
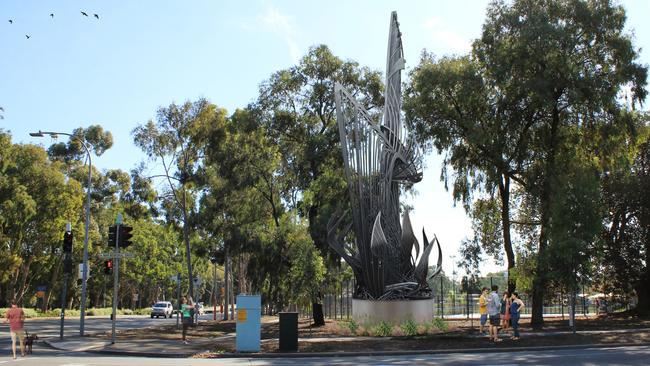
111 219 121 345
60 223 72 340
59 270 69 339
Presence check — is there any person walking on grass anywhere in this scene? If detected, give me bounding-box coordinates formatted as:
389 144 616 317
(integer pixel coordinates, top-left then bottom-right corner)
486 285 502 342
478 287 489 335
510 292 525 340
4 299 26 359
180 296 194 344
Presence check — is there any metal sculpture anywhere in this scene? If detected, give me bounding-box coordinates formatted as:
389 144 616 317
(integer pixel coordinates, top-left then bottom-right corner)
328 12 442 300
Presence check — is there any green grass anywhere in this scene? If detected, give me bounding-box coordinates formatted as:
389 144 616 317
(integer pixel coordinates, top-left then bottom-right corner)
374 321 393 337
1 307 152 318
400 319 418 337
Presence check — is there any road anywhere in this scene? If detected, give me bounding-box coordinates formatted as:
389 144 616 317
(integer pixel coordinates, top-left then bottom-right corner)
0 345 647 365
0 313 215 360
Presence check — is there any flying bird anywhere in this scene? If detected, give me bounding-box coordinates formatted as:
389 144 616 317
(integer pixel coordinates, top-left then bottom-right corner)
25 34 30 39
81 11 88 17
50 13 54 18
8 19 13 24
0 107 4 111
93 14 99 19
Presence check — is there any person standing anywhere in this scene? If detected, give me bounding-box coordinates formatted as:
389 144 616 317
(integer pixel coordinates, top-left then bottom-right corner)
478 287 489 335
4 299 26 359
180 296 194 344
510 292 525 340
501 291 511 334
486 285 502 342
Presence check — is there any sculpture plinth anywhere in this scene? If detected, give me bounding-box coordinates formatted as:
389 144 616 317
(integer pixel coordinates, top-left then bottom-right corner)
352 298 435 325
328 12 442 325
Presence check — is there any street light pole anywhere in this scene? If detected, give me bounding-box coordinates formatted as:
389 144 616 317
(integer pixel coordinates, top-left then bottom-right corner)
30 130 92 336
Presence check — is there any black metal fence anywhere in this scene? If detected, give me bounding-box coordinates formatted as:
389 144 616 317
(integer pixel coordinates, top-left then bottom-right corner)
304 278 632 321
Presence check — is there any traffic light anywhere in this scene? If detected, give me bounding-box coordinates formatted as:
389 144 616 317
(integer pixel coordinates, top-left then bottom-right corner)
104 259 113 275
108 226 117 246
118 226 133 248
209 249 225 265
63 231 73 253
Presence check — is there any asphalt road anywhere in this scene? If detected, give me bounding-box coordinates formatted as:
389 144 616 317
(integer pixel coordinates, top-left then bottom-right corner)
0 345 648 365
0 313 215 360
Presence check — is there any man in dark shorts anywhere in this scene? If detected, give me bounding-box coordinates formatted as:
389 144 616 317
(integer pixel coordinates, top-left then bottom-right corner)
486 285 502 342
4 299 26 359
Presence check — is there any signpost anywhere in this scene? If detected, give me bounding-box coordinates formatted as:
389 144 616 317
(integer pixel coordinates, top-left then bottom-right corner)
111 214 121 345
60 222 72 340
171 273 181 330
107 213 135 344
99 252 135 259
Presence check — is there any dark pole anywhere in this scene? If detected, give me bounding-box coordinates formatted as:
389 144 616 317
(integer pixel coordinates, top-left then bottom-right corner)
440 275 444 318
582 283 586 316
59 271 69 340
176 272 181 330
111 220 121 345
340 279 343 320
466 290 470 320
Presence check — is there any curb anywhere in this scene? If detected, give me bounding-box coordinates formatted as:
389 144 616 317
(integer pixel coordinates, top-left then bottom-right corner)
43 338 650 359
214 342 650 359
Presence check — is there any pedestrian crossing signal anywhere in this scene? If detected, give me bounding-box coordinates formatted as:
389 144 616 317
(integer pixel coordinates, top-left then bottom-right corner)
104 259 113 275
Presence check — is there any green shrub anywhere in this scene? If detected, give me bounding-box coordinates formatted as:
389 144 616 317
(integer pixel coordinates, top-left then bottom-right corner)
346 319 359 334
22 308 39 318
87 308 114 316
432 317 448 332
133 308 151 315
374 321 393 337
400 319 418 337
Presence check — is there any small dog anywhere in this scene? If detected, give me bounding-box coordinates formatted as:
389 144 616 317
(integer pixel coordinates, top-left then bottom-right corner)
25 332 38 354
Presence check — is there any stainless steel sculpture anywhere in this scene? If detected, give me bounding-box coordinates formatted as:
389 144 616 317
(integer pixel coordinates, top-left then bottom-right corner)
329 12 442 301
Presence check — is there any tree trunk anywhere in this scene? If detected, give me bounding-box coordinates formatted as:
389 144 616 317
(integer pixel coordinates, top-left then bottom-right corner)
44 257 63 311
498 175 516 294
182 188 194 302
223 246 230 320
307 203 328 325
531 102 561 330
312 301 325 326
636 235 650 315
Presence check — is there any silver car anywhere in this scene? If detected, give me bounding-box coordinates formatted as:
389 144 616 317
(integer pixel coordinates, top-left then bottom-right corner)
150 301 173 318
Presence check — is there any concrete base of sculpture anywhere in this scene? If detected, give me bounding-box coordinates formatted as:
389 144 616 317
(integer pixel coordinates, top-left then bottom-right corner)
352 298 434 325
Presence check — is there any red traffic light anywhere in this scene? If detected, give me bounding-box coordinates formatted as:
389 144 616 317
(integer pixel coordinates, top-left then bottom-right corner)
104 259 113 274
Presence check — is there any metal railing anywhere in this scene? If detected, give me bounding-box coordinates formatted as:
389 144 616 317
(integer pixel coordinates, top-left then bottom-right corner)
309 278 631 321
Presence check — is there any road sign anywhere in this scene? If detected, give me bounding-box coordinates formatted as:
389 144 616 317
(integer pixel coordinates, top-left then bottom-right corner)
99 252 135 259
78 263 90 280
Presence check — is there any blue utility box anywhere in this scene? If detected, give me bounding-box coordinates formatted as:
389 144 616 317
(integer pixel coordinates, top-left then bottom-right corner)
235 294 261 352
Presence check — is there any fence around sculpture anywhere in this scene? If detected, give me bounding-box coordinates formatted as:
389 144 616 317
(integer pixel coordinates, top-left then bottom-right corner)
296 278 632 321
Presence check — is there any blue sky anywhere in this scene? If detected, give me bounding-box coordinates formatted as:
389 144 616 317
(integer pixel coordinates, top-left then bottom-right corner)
2 0 649 277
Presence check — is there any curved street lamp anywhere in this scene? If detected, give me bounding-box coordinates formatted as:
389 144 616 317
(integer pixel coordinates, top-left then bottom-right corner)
30 130 92 336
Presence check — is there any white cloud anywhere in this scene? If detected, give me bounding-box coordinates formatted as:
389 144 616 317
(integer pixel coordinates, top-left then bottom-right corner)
258 6 301 62
423 16 472 55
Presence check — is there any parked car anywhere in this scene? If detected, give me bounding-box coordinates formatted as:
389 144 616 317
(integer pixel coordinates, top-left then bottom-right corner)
150 301 174 318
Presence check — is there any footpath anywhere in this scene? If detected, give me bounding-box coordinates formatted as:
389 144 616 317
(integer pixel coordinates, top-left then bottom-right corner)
43 327 650 358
